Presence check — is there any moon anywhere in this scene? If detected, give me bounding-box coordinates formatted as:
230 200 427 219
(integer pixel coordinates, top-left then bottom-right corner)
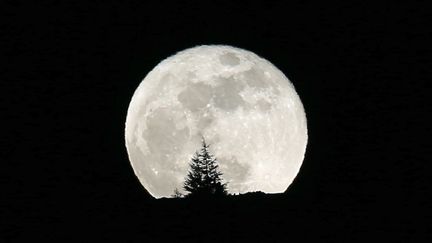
125 45 308 198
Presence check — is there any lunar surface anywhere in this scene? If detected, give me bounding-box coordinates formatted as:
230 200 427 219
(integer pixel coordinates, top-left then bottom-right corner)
125 45 308 198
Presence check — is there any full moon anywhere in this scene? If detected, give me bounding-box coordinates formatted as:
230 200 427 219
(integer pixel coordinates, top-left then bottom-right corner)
125 45 308 198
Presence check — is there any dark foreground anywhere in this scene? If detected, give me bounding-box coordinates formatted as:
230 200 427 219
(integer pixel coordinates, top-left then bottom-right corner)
5 191 424 242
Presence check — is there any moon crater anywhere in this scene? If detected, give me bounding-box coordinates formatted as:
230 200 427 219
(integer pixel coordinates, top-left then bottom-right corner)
219 52 241 66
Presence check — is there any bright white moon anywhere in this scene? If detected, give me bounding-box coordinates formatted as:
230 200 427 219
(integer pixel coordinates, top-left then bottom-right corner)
125 45 308 198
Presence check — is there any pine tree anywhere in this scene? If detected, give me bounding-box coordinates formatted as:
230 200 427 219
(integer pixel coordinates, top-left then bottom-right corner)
183 137 228 198
172 188 183 198
183 152 204 196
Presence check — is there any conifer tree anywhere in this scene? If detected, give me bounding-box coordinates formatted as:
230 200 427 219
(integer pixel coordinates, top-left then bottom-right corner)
183 137 228 198
172 188 183 198
183 152 204 196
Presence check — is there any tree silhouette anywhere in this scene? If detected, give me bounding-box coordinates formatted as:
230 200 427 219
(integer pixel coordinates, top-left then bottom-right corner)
172 188 183 198
183 138 228 198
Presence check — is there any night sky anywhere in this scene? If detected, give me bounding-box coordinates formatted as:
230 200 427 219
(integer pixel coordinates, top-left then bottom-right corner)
2 1 430 241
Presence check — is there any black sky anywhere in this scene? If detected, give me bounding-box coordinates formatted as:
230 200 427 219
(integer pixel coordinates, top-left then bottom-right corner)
1 1 430 241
